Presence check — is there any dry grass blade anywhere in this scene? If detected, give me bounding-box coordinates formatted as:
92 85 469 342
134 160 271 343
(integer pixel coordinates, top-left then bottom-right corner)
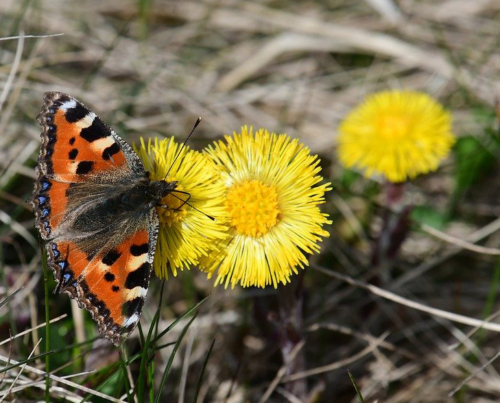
393 216 500 288
0 314 67 347
313 265 500 332
421 223 500 255
0 33 64 42
449 351 500 397
282 335 387 382
0 32 23 112
218 33 352 92
241 3 454 76
0 339 42 402
0 371 98 402
259 341 305 403
307 323 418 360
364 0 405 24
0 353 124 402
275 387 303 403
0 211 37 249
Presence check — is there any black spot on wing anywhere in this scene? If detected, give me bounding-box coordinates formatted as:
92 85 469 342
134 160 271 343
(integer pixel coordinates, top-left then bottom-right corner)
102 142 121 160
76 161 94 175
102 249 121 266
96 301 110 318
101 308 111 319
112 285 120 292
69 137 75 145
68 149 78 160
122 297 144 319
96 301 105 312
104 272 115 282
124 262 150 289
65 104 88 123
80 280 90 294
130 243 148 256
80 117 110 143
44 125 57 175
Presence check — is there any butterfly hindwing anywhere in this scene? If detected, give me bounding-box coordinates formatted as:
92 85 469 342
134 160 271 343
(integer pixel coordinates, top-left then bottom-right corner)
46 209 158 345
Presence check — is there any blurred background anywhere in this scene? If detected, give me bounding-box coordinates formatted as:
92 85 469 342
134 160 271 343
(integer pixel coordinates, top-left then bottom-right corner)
2 0 500 402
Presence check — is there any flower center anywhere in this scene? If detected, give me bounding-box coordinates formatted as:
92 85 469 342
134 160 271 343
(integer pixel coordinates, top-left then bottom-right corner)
225 179 281 237
157 181 188 226
377 115 411 139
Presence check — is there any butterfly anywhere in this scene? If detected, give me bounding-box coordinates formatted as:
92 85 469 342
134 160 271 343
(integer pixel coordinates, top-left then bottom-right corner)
31 92 179 345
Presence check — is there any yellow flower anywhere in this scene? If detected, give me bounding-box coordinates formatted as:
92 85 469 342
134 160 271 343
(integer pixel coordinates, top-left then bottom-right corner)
135 137 228 278
337 90 455 183
200 127 331 288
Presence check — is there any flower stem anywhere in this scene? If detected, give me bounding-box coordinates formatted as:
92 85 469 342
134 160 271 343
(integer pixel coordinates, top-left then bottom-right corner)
277 271 307 399
371 181 412 280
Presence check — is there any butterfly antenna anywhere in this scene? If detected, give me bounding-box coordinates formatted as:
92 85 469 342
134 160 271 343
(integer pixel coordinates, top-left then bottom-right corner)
170 192 215 221
163 117 202 181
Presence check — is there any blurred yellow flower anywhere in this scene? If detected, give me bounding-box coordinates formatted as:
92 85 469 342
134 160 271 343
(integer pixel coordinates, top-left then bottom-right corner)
200 127 331 288
136 137 228 278
337 90 455 183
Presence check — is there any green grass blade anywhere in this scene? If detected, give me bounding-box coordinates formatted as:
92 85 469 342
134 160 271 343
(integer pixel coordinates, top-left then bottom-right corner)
40 239 51 403
118 350 132 403
0 286 23 309
154 313 198 403
348 370 365 403
194 338 215 403
151 297 208 345
135 307 162 401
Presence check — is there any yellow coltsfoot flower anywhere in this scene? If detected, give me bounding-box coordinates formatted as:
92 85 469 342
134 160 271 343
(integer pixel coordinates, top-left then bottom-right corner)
135 137 228 278
337 90 455 183
200 126 331 289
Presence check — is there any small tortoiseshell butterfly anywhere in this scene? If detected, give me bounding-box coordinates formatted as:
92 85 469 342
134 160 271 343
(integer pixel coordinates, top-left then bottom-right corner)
31 92 178 345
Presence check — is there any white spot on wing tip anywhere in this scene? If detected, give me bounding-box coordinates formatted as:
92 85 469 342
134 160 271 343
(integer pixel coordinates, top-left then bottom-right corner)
123 313 140 328
60 99 77 111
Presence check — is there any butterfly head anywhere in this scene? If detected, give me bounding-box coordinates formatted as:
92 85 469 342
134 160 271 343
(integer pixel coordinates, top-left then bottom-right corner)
150 179 178 202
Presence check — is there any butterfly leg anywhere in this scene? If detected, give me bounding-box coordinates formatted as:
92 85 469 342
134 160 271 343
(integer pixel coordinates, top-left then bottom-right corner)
171 190 191 211
157 190 192 211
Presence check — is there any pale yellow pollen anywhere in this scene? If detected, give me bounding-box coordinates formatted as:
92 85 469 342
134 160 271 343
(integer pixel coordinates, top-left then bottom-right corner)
225 179 281 237
157 181 188 226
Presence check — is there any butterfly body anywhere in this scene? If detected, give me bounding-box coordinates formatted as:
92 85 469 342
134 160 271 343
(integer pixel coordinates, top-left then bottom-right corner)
31 92 174 345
